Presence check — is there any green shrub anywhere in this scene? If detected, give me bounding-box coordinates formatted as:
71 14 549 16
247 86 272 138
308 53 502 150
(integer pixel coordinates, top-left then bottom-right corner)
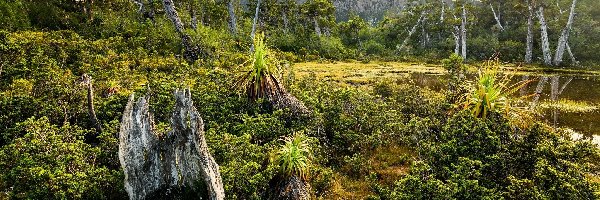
0 117 125 199
373 111 600 199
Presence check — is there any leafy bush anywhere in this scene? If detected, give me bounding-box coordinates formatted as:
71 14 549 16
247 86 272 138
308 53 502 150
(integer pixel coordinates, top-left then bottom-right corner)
0 117 125 199
372 111 600 199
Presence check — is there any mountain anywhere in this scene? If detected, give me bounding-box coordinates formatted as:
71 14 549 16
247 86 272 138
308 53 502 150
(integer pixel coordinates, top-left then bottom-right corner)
332 0 409 22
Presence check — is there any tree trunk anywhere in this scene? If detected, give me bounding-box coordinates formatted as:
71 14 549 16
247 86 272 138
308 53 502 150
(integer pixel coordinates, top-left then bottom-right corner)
228 0 237 35
81 74 102 134
148 0 156 22
190 4 198 30
399 10 427 52
537 7 552 66
453 25 460 55
119 89 225 200
86 0 94 21
553 0 577 66
251 0 261 40
282 9 289 33
525 0 534 63
440 0 445 22
267 175 310 200
421 24 430 47
460 4 467 59
313 17 322 37
162 0 200 62
566 42 579 65
82 74 102 134
490 3 504 31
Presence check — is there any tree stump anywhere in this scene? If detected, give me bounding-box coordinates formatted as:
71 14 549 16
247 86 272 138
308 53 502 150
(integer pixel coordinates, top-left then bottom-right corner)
118 89 224 200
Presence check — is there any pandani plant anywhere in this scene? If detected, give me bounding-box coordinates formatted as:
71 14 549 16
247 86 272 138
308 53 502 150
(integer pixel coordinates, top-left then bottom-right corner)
461 59 534 121
267 132 312 200
275 132 312 180
235 33 309 116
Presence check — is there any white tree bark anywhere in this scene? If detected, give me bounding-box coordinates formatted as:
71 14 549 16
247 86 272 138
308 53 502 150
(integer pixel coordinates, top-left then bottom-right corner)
537 7 552 66
453 25 460 55
460 4 467 59
132 0 144 13
163 0 184 34
228 0 237 35
82 74 102 134
566 42 579 65
490 3 504 31
553 0 577 66
398 10 427 52
119 89 225 200
313 17 322 37
251 0 261 40
525 0 533 63
440 0 445 23
190 4 198 30
282 9 289 33
162 0 200 61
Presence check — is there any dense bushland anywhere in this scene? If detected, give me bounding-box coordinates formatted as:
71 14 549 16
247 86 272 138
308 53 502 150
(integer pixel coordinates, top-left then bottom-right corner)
1 0 599 199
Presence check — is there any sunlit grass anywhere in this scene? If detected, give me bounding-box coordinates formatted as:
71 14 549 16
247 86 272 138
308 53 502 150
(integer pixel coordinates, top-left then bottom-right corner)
292 62 444 85
539 99 598 113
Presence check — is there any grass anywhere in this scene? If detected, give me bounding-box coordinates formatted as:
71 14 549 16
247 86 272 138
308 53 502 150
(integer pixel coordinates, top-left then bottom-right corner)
292 61 444 85
292 61 600 86
324 146 413 199
538 99 598 113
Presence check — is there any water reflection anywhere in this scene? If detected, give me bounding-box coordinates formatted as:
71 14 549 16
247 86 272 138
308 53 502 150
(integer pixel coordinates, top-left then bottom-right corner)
407 73 599 138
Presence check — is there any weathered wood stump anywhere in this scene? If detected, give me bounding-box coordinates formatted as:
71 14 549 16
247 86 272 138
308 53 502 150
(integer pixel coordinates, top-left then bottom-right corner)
118 89 224 200
267 175 311 200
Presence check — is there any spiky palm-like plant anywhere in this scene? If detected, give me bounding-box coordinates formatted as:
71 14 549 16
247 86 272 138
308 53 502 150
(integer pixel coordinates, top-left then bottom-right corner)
239 33 280 100
268 132 312 200
462 60 532 119
236 33 309 116
275 133 312 180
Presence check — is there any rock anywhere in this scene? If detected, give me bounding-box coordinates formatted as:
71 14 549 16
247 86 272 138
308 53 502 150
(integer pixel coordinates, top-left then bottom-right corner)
118 89 225 200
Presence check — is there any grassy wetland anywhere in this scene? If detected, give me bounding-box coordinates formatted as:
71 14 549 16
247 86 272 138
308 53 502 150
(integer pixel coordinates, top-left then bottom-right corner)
1 0 600 199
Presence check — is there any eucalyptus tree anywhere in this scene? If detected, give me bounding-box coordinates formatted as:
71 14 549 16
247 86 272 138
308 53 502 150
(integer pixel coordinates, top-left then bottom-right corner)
533 0 579 66
227 0 237 35
162 0 204 62
301 0 335 37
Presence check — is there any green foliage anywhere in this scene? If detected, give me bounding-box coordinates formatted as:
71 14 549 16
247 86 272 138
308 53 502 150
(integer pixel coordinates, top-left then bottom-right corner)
237 33 282 100
462 60 530 118
1 1 599 199
274 132 313 180
441 53 465 75
0 117 125 199
372 111 600 199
